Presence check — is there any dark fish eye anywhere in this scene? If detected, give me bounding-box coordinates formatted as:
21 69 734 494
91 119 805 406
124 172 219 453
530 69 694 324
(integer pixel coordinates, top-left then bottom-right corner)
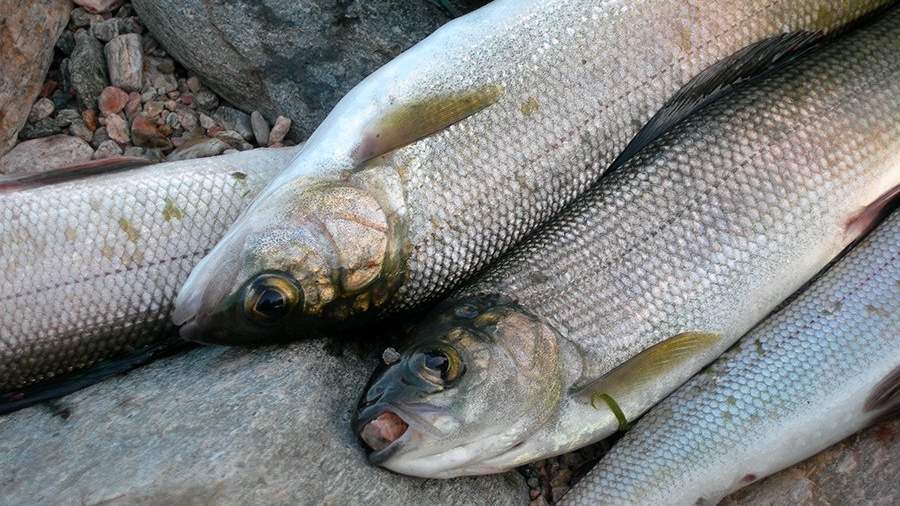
243 272 302 324
421 347 464 383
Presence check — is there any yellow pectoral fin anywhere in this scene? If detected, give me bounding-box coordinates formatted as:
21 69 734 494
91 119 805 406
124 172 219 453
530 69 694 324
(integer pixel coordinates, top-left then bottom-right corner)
575 331 723 429
353 85 504 163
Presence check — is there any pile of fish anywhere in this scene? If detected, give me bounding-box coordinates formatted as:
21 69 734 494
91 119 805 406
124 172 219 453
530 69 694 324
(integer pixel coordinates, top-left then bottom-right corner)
1 0 897 504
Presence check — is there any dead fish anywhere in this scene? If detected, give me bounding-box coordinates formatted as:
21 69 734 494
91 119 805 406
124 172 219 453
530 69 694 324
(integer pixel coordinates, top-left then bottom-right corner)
0 148 298 411
561 210 900 506
353 10 900 478
171 0 890 344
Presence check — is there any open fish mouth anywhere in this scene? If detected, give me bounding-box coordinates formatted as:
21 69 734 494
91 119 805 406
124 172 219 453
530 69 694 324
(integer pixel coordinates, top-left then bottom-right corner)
358 410 411 463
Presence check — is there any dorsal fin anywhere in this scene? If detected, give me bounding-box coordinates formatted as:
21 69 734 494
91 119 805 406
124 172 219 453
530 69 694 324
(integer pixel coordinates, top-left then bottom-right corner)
0 156 152 193
609 31 823 171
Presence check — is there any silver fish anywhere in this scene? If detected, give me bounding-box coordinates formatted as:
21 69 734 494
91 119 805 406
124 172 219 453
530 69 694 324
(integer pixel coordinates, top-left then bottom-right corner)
0 148 297 404
561 210 900 506
353 10 900 478
171 0 889 344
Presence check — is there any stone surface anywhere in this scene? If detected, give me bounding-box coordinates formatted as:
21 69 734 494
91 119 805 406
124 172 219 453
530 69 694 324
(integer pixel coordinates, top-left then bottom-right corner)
0 339 527 505
268 115 291 145
165 137 228 161
250 110 270 146
142 55 178 96
19 118 62 140
723 419 900 506
105 113 130 144
98 86 130 115
28 98 55 123
213 106 253 141
69 29 109 110
73 0 123 14
130 113 171 149
0 0 71 156
92 138 122 159
90 17 122 42
105 33 143 92
131 0 490 140
0 134 93 175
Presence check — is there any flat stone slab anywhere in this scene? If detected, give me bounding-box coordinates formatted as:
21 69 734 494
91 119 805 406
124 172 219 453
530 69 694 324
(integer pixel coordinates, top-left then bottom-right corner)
0 340 526 505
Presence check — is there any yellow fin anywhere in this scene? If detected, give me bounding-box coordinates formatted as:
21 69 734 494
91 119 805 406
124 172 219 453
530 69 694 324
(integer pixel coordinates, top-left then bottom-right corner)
575 331 722 427
353 85 503 162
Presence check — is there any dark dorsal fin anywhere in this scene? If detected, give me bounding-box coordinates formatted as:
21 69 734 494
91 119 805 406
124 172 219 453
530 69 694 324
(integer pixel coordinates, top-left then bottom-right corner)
609 31 823 171
0 156 153 193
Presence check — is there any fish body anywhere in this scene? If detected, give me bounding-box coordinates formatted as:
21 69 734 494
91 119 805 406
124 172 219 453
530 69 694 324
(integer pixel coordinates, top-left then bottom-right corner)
562 210 900 506
171 0 891 344
0 148 297 400
355 10 900 478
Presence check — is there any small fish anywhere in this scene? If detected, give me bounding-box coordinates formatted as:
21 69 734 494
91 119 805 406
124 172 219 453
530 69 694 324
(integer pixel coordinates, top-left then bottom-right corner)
171 0 889 345
353 10 900 478
0 148 298 412
561 211 900 506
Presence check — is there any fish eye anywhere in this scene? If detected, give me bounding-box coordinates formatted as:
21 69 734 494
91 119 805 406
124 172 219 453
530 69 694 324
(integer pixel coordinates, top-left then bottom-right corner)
242 272 302 324
419 346 464 384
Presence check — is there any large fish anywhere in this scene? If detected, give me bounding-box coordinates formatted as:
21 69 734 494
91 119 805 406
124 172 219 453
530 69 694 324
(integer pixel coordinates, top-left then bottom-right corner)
170 0 890 345
353 10 900 478
561 210 900 506
0 148 298 410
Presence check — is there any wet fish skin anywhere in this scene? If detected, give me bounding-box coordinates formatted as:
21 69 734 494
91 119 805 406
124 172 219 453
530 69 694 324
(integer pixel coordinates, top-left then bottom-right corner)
562 211 900 506
171 0 891 344
0 148 298 395
355 10 900 478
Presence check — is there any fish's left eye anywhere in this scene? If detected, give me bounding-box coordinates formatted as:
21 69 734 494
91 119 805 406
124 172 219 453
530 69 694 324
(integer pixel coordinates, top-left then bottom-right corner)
422 347 464 383
242 272 302 324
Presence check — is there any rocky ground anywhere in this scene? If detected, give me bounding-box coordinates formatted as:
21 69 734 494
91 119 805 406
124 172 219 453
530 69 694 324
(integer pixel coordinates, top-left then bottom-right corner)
0 0 296 175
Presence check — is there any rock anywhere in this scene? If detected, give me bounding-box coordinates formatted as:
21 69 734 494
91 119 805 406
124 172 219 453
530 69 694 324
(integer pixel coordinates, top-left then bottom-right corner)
90 18 122 42
105 34 143 92
198 112 216 130
213 106 253 141
723 419 900 506
131 0 489 140
98 86 130 115
90 126 110 148
156 58 176 74
0 135 93 175
56 31 76 56
186 76 201 93
70 7 101 28
165 137 229 161
250 111 270 146
19 118 62 140
68 120 93 142
175 107 198 131
142 55 178 97
124 92 142 119
0 0 72 157
0 338 527 504
131 113 171 149
69 29 109 110
123 145 145 157
143 101 165 119
73 0 122 14
93 139 122 159
54 109 81 128
28 98 56 123
216 130 253 151
193 89 219 111
105 113 129 144
82 109 98 131
268 115 291 146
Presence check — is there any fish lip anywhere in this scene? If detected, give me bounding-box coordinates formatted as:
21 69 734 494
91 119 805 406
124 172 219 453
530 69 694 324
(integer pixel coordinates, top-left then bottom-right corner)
356 404 412 464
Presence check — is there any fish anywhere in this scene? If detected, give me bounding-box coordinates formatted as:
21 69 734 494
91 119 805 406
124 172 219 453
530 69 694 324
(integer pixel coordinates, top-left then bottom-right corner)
170 0 891 345
0 148 299 412
560 210 900 506
352 9 900 479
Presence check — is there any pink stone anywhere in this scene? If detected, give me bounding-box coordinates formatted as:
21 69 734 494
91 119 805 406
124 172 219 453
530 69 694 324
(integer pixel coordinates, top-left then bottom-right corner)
98 86 129 115
106 113 130 144
72 0 122 14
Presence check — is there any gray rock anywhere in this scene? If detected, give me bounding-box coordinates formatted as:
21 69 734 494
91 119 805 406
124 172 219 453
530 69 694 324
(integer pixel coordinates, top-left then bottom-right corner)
19 118 62 140
93 138 122 159
0 0 71 156
105 33 143 92
186 76 201 93
54 108 82 128
90 126 110 148
165 137 229 161
215 130 254 151
28 98 56 123
55 30 76 56
142 56 178 97
268 115 291 145
250 110 270 146
131 0 489 140
90 18 122 42
0 134 93 175
68 120 94 142
70 7 101 28
0 339 527 505
198 112 216 130
193 89 219 111
69 29 109 110
213 106 254 142
175 107 198 131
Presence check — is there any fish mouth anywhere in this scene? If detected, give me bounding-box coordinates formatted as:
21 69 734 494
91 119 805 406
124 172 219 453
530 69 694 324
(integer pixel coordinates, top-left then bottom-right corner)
358 410 411 463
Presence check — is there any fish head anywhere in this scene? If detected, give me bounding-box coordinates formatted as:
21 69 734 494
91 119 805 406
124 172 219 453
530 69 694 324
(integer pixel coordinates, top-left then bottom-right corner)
173 178 400 344
354 295 565 477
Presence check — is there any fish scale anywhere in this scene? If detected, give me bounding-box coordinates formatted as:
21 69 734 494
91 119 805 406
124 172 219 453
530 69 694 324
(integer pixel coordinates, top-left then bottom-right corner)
562 211 900 505
0 149 296 394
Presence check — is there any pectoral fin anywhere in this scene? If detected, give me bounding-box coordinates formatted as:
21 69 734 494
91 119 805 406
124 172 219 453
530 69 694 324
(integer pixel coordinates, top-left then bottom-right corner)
353 85 503 163
574 331 723 429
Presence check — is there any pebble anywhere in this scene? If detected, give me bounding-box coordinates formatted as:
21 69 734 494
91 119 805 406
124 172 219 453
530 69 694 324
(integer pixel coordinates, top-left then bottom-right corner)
268 115 292 145
28 98 55 123
165 137 229 161
73 0 123 14
143 56 178 96
215 130 254 151
198 112 217 130
56 31 76 56
82 109 98 131
124 92 142 119
123 146 145 157
90 18 122 42
131 113 172 149
213 106 254 141
143 101 165 119
98 86 130 115
0 135 94 175
105 34 143 92
93 139 123 159
69 30 109 110
193 90 219 110
156 59 176 74
176 108 198 131
68 120 94 142
54 109 82 128
250 111 270 146
186 76 202 93
91 126 110 148
165 112 180 130
19 119 61 140
70 8 102 28
105 114 130 144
